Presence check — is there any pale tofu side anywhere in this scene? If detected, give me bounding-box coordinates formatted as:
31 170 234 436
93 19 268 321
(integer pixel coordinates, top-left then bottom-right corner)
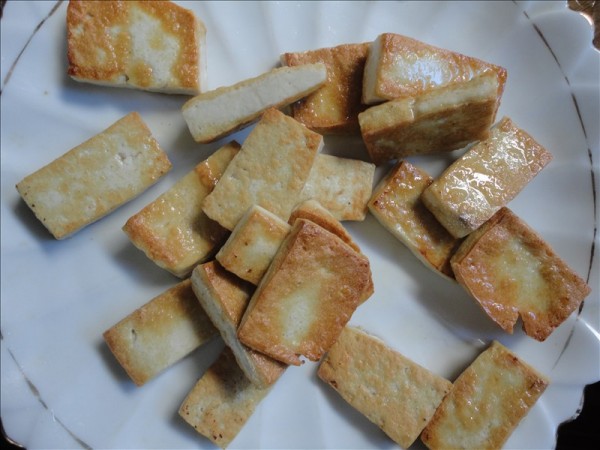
362 32 507 105
67 0 207 94
191 261 286 387
237 219 372 366
216 205 291 285
421 341 549 450
202 108 323 230
123 142 240 278
179 348 276 449
450 207 591 341
182 63 327 143
359 72 500 164
368 161 461 278
16 112 171 240
282 42 370 133
103 279 217 386
421 116 553 238
300 154 376 221
318 326 452 449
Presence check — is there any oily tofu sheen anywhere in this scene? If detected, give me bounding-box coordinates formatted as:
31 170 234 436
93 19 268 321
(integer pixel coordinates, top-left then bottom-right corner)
16 112 171 239
237 219 372 366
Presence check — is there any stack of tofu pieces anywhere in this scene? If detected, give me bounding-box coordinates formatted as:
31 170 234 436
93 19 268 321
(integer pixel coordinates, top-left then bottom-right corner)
21 2 589 447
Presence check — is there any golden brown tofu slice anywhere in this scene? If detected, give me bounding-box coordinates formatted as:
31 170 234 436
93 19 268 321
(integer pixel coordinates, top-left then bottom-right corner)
202 108 323 230
191 261 286 387
368 161 462 278
216 204 291 285
359 72 501 164
318 326 452 448
362 32 507 105
179 348 278 449
103 279 217 386
450 207 591 341
16 112 171 239
421 341 549 450
237 219 372 366
282 42 370 133
123 142 239 278
421 117 553 238
67 0 207 94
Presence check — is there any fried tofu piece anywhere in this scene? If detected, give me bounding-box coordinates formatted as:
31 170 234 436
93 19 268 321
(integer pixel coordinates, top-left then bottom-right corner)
179 348 277 449
182 64 327 143
281 42 370 133
362 33 506 105
216 205 291 285
300 154 376 221
289 199 360 252
368 161 461 278
103 279 217 386
421 341 549 450
202 108 323 230
191 261 286 387
237 219 372 366
123 142 239 278
16 112 171 239
450 208 591 341
67 0 207 94
422 117 553 238
359 72 501 164
318 326 452 448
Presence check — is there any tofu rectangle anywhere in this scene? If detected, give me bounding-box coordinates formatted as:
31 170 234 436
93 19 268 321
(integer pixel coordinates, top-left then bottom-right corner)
103 279 217 386
421 116 553 238
318 326 452 449
421 341 549 450
123 142 239 278
450 207 591 341
202 108 323 230
216 205 291 285
362 33 506 105
179 348 276 449
67 0 207 94
237 219 373 366
182 64 327 143
281 42 370 133
16 112 171 239
368 161 461 278
300 154 375 221
359 72 501 164
191 261 287 387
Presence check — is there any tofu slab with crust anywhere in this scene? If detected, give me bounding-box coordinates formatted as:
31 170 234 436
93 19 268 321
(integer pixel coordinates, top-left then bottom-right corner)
237 219 373 366
368 161 461 278
421 340 549 450
450 207 591 341
182 63 327 143
179 348 277 449
362 32 506 105
281 42 370 133
359 72 501 164
318 326 452 449
16 112 171 240
123 142 240 278
67 0 207 94
216 205 291 285
202 108 323 230
103 279 217 386
191 261 287 387
422 116 553 238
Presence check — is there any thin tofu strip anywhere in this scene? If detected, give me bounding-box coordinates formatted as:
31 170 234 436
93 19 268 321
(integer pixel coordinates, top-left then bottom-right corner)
182 63 327 143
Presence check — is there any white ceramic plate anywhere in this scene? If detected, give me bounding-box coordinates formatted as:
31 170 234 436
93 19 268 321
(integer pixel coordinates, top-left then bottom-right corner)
1 1 598 449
